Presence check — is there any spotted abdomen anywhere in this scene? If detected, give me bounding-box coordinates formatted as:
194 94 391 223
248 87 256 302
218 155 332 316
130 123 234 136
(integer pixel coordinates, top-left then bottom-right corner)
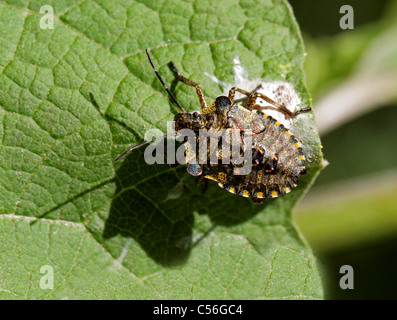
203 107 307 203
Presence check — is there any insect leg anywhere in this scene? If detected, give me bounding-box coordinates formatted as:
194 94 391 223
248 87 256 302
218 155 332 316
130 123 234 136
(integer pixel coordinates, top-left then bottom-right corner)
251 84 263 94
245 92 312 117
292 106 312 116
145 49 187 113
227 85 263 105
228 87 252 105
169 61 208 110
113 133 175 162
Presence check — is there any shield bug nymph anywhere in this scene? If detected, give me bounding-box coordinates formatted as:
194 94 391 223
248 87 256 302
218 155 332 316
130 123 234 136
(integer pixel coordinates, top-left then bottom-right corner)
114 49 311 203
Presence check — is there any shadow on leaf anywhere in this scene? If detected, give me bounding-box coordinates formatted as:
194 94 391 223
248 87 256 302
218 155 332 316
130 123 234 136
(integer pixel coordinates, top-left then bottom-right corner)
103 149 195 267
103 147 268 267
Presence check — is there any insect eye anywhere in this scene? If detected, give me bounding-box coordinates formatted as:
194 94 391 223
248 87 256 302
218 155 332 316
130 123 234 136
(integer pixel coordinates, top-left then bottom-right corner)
215 96 231 112
193 112 199 118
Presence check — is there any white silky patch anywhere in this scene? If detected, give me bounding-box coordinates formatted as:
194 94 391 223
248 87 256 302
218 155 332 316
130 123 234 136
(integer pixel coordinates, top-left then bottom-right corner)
205 56 307 130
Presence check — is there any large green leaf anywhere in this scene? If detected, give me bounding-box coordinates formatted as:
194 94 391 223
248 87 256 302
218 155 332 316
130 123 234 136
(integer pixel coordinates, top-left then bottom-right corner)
0 0 324 299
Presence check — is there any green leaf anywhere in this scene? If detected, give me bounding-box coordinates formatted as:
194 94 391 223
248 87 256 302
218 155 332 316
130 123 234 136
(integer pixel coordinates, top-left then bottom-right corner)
0 0 324 299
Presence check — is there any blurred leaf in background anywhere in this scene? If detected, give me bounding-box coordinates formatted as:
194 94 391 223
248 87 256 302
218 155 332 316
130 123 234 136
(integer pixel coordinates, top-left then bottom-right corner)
289 0 397 299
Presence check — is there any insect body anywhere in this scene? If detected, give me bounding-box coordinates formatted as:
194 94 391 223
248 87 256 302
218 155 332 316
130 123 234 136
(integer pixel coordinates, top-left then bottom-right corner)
114 49 311 203
201 104 307 203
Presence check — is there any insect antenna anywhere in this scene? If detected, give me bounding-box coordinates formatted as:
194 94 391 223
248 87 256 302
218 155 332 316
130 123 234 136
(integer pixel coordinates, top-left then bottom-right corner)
113 133 175 163
145 49 187 113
